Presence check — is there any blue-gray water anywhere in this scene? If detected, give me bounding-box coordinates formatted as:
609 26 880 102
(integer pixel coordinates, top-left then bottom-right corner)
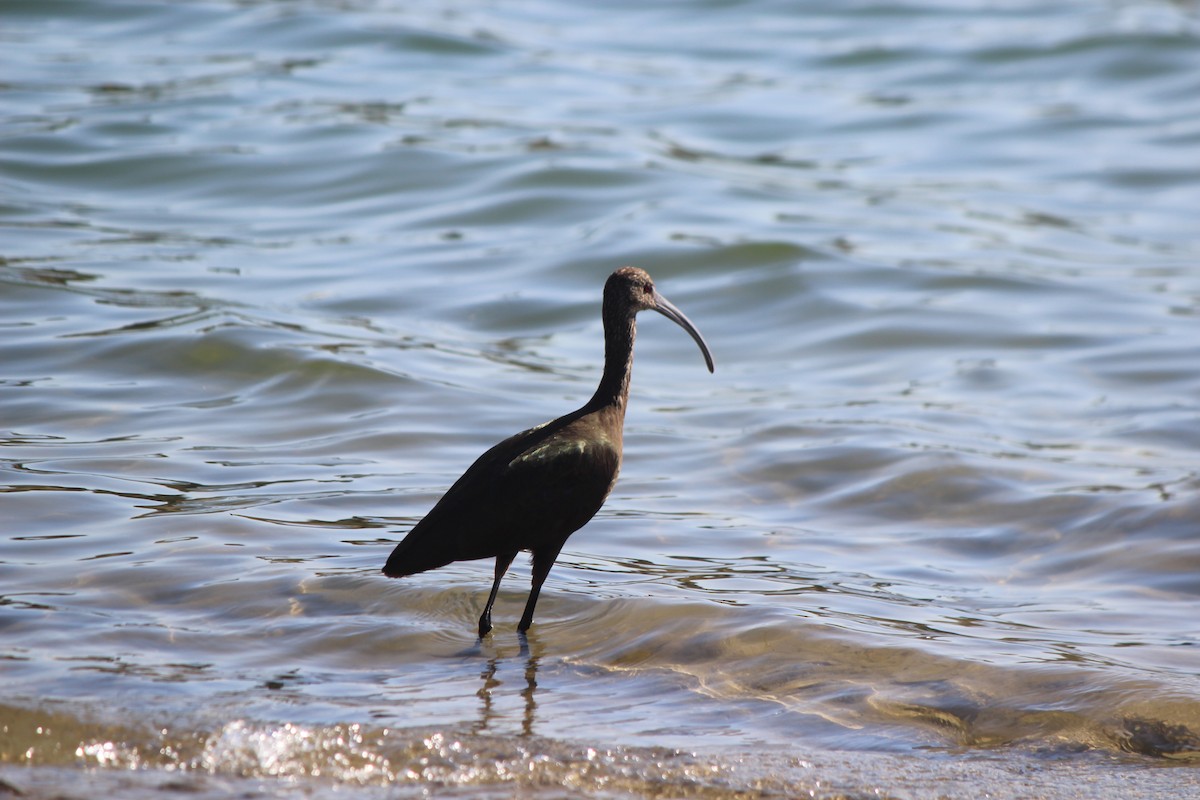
3 0 1200 797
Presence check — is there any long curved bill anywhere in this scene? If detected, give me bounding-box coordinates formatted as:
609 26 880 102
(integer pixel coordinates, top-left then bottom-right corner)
652 289 715 373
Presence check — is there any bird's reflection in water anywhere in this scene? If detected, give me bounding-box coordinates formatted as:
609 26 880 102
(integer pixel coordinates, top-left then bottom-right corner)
472 633 540 737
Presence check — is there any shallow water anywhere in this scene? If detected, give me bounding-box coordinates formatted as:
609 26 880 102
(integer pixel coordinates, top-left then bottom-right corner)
3 0 1200 797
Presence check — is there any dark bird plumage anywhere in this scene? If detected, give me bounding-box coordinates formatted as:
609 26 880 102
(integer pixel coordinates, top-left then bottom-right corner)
383 267 714 636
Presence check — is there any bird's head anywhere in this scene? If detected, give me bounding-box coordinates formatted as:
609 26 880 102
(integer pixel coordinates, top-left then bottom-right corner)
606 266 715 373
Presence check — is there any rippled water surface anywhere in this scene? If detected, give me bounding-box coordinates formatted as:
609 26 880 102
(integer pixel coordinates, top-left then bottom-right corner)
3 0 1200 797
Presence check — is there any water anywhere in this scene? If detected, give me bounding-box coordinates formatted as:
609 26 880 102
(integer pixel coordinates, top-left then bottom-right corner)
3 0 1200 796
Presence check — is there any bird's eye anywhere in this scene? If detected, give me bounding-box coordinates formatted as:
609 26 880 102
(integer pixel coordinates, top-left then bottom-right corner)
642 285 653 295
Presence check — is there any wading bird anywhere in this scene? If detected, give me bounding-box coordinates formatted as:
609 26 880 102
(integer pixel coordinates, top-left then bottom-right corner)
383 267 714 636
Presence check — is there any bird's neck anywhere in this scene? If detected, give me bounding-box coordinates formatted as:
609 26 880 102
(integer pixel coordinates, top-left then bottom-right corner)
588 312 636 412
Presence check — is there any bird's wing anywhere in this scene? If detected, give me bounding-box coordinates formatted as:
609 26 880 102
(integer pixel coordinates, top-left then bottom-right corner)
402 416 618 560
489 426 620 553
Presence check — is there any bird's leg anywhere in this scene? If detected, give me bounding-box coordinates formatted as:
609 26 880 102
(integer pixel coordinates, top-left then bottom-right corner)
479 552 517 638
517 545 563 634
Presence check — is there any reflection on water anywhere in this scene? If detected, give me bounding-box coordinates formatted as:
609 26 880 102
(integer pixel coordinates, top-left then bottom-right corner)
472 638 540 738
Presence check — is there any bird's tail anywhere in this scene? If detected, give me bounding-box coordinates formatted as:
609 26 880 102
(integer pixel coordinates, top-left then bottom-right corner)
382 531 455 578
